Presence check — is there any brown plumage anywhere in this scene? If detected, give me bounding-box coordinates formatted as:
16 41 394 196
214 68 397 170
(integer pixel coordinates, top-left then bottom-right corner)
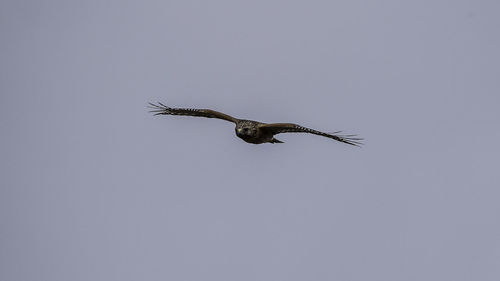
148 102 363 146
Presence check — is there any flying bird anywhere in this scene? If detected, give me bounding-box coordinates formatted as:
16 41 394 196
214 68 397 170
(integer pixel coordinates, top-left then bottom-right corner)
148 102 362 146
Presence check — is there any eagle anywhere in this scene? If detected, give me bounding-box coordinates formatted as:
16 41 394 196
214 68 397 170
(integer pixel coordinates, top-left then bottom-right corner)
149 102 362 146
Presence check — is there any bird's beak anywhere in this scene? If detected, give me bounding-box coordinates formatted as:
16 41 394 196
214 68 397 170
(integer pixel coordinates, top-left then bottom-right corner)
237 128 243 133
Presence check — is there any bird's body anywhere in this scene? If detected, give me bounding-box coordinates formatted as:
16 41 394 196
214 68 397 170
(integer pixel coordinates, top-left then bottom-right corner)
234 120 281 144
148 102 362 146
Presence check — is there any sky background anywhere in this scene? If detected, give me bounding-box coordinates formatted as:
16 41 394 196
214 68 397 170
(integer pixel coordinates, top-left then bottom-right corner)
1 0 499 280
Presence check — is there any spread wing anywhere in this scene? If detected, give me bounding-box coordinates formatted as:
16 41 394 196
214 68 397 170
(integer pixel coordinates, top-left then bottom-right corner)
259 123 363 146
148 102 238 124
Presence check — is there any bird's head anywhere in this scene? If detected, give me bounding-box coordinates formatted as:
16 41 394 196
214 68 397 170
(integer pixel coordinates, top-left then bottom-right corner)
235 122 257 137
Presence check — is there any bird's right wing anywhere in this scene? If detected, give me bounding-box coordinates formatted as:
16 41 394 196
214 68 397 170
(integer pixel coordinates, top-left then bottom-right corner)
148 102 238 124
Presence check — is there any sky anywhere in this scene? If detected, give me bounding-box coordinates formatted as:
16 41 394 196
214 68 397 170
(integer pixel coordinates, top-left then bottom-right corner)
1 0 499 280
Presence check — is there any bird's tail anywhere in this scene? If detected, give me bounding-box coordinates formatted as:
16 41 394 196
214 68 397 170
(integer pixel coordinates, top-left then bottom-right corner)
270 138 284 144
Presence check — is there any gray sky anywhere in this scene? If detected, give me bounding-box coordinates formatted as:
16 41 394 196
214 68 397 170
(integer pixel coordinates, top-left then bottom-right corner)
1 0 499 280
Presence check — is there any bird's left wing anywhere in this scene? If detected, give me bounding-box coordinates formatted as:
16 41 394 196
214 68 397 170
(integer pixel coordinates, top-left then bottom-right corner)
258 123 363 146
148 102 238 124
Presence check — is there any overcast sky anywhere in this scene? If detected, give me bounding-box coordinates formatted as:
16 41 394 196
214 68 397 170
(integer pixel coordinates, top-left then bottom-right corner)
1 0 499 280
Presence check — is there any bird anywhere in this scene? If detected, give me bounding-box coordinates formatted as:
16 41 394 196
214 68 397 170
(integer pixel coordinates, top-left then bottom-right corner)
148 102 363 146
